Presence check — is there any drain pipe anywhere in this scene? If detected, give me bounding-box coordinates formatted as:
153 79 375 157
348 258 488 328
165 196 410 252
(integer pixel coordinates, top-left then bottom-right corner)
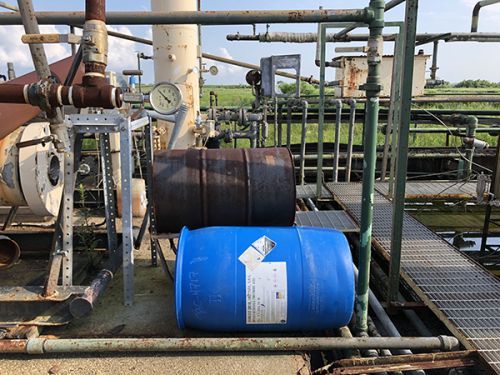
345 99 356 182
0 235 20 270
471 0 500 32
355 0 384 335
332 99 343 183
0 336 459 354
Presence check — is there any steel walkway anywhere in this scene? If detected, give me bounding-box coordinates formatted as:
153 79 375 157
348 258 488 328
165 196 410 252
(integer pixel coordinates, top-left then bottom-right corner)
295 211 359 232
326 183 500 373
375 181 479 200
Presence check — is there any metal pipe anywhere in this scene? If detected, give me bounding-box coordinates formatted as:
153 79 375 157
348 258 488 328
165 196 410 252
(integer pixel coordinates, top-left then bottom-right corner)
346 99 356 182
80 28 321 84
334 0 405 39
0 1 17 11
202 52 319 85
471 0 500 32
0 235 20 270
0 336 459 354
352 263 426 375
299 100 309 185
355 0 385 334
387 0 419 306
6 62 15 79
286 102 292 148
226 31 500 44
332 99 343 183
0 9 374 25
430 40 439 80
315 24 327 198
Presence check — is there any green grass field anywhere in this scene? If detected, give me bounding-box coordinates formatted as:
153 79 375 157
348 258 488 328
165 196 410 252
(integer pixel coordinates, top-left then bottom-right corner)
197 85 500 148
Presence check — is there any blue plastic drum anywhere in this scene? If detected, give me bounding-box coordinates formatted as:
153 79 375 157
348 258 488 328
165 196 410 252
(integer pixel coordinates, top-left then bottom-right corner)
175 226 355 332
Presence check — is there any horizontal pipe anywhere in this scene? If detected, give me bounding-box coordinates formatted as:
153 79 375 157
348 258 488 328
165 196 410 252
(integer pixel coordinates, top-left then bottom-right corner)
227 32 500 43
334 0 405 39
85 30 321 85
0 9 373 25
0 336 460 354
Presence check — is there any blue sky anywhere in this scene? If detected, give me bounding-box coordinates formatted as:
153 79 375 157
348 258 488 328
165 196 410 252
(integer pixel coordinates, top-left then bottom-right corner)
2 1 499 84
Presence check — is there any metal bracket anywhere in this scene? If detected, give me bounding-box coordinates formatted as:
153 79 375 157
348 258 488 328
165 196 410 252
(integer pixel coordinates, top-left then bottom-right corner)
260 54 301 98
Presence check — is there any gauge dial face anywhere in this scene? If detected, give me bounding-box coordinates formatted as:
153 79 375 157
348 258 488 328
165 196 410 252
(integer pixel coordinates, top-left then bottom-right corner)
149 82 183 115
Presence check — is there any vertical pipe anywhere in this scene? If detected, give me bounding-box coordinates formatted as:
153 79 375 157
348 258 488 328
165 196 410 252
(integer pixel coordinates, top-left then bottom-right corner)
6 62 15 80
332 99 343 183
277 103 283 147
388 28 405 197
381 26 403 182
286 102 292 148
387 0 419 305
355 0 384 334
430 40 439 81
346 99 356 182
273 99 278 146
299 100 309 185
464 116 478 178
316 24 327 198
70 26 76 56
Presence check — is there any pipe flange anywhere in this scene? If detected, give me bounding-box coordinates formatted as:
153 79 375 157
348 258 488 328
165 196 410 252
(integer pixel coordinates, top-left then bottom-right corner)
18 122 64 216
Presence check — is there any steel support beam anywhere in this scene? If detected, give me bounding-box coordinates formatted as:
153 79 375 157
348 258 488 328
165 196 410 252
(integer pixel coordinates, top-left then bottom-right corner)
387 0 419 306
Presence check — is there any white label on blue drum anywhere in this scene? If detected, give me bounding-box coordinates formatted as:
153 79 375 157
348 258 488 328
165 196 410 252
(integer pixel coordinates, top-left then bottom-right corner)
238 246 264 271
246 262 287 325
252 236 276 257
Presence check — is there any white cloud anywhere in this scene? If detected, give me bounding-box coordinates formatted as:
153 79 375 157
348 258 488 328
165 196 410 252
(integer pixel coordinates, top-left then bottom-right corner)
106 26 140 74
0 25 69 73
214 47 244 75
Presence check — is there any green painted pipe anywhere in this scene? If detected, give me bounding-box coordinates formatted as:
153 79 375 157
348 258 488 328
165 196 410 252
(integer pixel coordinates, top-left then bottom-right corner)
355 0 385 334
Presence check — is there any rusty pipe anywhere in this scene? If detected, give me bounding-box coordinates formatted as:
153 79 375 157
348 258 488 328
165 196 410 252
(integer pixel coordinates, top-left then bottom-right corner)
0 235 20 270
0 81 121 109
83 0 108 86
86 0 105 22
0 336 460 354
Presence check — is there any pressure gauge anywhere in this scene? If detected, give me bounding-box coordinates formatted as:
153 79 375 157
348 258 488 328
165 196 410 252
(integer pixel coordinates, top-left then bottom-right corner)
149 82 183 115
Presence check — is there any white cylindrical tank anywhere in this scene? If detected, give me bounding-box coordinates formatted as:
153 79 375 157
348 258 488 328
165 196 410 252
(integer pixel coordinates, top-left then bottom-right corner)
151 0 200 150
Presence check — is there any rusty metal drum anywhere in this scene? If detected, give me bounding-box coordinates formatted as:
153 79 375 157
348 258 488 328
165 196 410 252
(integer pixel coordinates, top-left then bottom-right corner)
153 148 296 233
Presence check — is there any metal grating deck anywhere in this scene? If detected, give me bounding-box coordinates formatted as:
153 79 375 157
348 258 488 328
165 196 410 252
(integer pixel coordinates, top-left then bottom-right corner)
327 182 500 373
296 184 329 199
295 211 359 232
375 181 479 200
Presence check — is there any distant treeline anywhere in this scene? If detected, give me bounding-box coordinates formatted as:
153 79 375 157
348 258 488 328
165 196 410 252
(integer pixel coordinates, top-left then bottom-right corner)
452 79 500 88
